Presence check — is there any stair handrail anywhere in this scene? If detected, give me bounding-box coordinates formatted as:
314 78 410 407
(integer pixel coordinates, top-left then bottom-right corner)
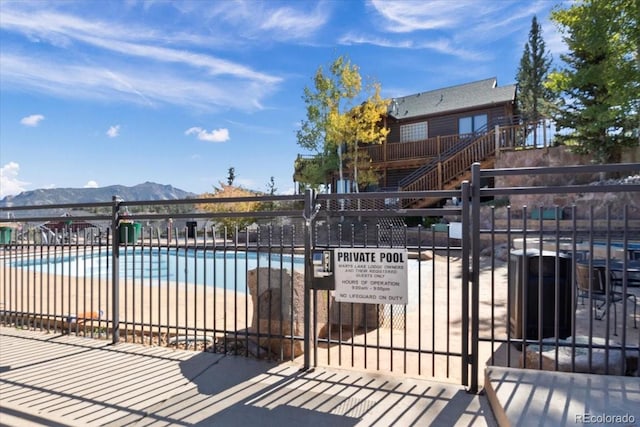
402 132 496 193
398 122 493 189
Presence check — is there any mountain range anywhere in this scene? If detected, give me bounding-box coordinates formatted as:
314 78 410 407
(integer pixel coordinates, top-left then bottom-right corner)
0 182 196 208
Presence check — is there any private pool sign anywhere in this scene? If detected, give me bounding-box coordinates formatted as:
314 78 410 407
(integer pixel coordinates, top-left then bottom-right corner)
333 248 408 305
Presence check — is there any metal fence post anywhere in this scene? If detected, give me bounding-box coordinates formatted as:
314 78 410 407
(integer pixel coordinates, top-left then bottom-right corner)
461 180 470 389
470 162 481 393
302 189 316 370
111 196 121 345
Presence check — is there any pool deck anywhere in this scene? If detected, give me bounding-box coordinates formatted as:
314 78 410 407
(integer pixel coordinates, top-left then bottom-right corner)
2 327 640 426
0 327 497 426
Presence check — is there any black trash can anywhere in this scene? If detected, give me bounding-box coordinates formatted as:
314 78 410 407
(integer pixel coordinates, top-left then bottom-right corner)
508 249 572 342
186 221 197 238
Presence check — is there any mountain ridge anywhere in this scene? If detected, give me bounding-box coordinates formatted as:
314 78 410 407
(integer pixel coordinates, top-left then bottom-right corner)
1 182 197 207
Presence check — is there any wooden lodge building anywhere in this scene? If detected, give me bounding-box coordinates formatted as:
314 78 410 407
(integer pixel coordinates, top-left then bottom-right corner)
295 77 542 207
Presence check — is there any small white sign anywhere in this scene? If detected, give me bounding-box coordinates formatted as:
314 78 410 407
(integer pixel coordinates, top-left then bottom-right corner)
449 222 462 239
334 248 408 305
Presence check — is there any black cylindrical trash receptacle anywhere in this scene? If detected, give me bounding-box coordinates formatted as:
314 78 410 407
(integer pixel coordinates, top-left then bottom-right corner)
509 249 572 342
186 221 197 238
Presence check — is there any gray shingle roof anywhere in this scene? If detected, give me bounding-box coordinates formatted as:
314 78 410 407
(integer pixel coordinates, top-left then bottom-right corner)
388 77 516 120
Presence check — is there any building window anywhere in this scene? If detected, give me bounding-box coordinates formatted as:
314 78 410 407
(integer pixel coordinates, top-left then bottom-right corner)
400 121 428 142
459 114 488 134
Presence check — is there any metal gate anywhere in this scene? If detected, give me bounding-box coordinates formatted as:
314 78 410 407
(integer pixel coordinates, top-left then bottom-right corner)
300 187 473 389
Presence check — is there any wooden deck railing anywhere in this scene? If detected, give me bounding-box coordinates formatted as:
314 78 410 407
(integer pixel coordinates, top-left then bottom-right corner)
399 123 527 193
365 134 470 163
364 121 550 167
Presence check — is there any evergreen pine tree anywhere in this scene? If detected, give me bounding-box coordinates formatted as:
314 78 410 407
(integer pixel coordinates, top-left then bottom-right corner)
547 0 639 163
516 16 552 145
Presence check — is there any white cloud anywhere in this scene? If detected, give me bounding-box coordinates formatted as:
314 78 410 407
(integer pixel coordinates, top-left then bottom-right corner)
369 0 551 42
185 127 230 143
1 52 277 112
106 125 120 138
339 33 483 61
370 0 488 33
20 114 44 126
0 6 282 112
84 180 99 188
200 1 330 40
0 162 30 198
259 4 329 38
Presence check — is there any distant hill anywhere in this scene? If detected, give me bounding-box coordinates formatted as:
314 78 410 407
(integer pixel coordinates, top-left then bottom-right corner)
1 182 197 209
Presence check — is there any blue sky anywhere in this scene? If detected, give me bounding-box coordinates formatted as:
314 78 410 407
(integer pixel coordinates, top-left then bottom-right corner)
0 0 568 198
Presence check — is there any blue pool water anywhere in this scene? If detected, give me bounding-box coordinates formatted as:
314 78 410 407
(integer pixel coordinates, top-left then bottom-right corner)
11 248 305 290
596 241 640 250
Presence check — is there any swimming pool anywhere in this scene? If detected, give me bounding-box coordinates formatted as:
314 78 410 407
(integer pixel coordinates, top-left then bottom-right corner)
10 248 305 290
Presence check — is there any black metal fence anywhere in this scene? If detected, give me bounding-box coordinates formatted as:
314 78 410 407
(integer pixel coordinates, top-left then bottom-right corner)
471 163 640 389
1 162 639 393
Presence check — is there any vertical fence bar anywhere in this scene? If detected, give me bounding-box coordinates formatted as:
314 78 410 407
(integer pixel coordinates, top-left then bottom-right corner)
156 228 162 345
570 205 577 372
490 207 496 366
537 207 544 370
244 226 250 357
521 206 528 366
53 232 58 332
111 196 120 344
37 234 43 330
506 206 512 364
174 227 180 344
74 227 79 335
621 205 628 366
104 227 109 338
186 228 191 346
427 226 435 376
234 227 241 353
166 225 171 345
553 206 561 371
470 162 481 393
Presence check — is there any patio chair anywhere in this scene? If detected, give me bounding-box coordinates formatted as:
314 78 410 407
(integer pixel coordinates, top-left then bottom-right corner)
576 263 637 335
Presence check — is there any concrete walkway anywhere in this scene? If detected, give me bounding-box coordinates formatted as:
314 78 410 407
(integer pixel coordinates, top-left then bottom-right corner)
3 328 638 426
0 328 495 426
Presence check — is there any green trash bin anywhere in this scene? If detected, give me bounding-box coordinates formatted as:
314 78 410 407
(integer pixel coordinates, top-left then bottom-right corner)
0 227 12 244
432 223 449 233
119 222 141 244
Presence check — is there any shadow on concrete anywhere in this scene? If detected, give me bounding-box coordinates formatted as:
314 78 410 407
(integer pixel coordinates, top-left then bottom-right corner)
128 351 496 426
1 329 495 426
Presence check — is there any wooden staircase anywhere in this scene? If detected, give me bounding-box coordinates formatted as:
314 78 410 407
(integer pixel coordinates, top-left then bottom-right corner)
398 127 501 208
